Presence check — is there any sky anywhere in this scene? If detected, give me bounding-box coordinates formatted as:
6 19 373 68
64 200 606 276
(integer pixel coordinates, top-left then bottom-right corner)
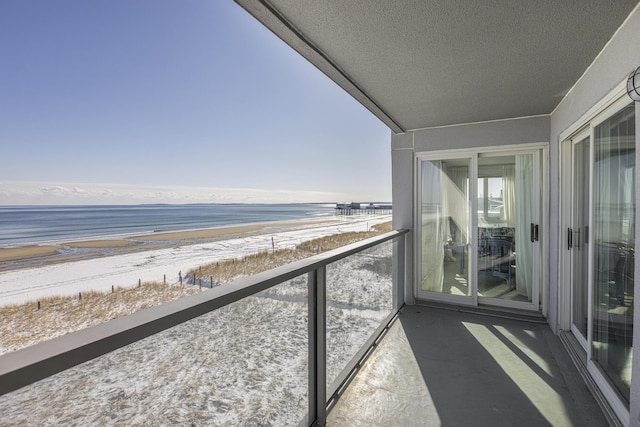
0 1 391 205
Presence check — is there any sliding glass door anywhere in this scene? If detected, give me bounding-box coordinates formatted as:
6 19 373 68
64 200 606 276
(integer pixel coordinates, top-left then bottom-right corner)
564 99 635 418
477 154 540 305
417 149 543 309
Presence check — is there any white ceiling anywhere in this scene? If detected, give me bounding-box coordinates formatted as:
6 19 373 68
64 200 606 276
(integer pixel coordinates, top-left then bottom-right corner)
235 1 639 133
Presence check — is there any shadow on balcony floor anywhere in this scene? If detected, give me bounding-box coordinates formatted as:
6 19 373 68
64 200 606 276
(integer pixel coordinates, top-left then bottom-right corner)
327 304 608 427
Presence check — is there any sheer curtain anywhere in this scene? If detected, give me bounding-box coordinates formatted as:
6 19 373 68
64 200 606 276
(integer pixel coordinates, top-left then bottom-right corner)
447 166 469 243
503 165 516 228
421 161 445 292
422 161 470 293
515 155 533 299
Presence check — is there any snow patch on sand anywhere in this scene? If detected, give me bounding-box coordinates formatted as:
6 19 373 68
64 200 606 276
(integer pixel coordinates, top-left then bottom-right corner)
0 215 390 306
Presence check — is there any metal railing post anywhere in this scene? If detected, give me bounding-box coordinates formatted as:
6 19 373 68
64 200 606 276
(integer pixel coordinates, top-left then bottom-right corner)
308 266 327 425
393 234 405 311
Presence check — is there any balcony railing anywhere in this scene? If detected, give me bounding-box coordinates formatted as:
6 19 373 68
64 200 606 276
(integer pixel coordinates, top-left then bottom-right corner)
0 229 407 426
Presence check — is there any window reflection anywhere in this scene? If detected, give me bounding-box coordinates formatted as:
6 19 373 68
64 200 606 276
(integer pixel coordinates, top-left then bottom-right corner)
477 155 535 303
592 103 635 403
420 159 470 295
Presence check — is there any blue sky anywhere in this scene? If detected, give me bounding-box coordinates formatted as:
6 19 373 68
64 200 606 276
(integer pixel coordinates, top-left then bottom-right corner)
0 1 391 205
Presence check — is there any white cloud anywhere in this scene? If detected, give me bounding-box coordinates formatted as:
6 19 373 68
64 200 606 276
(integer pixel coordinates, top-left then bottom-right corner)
0 181 347 205
41 186 70 195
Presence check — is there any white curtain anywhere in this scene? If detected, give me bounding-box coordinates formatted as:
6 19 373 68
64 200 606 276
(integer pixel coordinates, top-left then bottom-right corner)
447 166 469 243
421 161 445 292
514 155 533 299
421 161 469 293
502 165 516 228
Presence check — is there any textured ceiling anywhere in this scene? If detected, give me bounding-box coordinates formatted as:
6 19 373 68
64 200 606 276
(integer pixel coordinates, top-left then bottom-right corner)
235 1 639 133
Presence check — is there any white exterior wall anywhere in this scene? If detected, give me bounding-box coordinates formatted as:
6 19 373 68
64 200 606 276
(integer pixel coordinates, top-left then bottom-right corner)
549 6 640 425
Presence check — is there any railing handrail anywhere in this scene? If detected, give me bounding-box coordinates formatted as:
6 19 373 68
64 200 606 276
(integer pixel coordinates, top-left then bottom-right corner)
0 229 408 397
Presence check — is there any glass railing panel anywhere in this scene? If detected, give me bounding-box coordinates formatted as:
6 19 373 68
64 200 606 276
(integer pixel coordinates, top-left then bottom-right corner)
325 238 394 393
0 275 309 426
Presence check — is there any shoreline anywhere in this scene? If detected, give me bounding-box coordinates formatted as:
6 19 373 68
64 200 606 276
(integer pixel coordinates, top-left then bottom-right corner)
0 215 391 306
0 217 346 271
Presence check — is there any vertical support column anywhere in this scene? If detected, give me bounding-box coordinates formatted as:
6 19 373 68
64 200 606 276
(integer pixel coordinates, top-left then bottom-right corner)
404 231 415 306
392 136 415 306
308 266 327 425
393 235 405 311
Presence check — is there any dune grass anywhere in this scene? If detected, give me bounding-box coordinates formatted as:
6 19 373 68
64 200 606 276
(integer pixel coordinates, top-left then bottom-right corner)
0 221 391 355
188 221 392 283
0 282 201 355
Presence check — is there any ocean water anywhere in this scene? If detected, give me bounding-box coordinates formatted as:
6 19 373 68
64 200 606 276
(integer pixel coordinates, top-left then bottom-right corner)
0 204 336 247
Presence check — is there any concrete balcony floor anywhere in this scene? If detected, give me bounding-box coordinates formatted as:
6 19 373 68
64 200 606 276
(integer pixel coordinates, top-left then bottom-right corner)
327 304 609 427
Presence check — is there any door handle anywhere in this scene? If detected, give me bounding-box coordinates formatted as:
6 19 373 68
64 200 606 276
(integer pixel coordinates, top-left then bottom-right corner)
531 223 535 243
531 223 540 242
568 228 573 250
584 226 589 244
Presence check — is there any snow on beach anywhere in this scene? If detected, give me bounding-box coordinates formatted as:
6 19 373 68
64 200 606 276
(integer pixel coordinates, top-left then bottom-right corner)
0 215 390 306
0 219 396 426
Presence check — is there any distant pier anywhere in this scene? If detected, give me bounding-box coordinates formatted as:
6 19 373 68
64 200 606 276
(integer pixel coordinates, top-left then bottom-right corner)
335 202 392 216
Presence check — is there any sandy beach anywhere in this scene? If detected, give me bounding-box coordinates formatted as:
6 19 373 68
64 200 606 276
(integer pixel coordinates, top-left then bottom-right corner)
0 217 344 270
0 215 390 306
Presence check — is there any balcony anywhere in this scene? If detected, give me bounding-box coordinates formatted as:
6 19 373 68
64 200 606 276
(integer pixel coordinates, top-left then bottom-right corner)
327 303 609 426
0 229 610 426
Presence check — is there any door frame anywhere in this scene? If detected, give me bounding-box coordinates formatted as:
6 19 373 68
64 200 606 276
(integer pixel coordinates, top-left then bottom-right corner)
558 88 633 425
414 143 548 311
567 128 592 352
558 81 629 331
414 151 475 307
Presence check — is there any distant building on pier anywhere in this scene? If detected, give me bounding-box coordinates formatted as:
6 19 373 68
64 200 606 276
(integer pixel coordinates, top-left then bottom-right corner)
335 202 392 216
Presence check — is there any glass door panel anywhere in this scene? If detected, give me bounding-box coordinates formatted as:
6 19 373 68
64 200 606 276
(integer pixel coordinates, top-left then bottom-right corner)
571 137 590 340
477 154 538 303
592 103 635 404
420 158 470 296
